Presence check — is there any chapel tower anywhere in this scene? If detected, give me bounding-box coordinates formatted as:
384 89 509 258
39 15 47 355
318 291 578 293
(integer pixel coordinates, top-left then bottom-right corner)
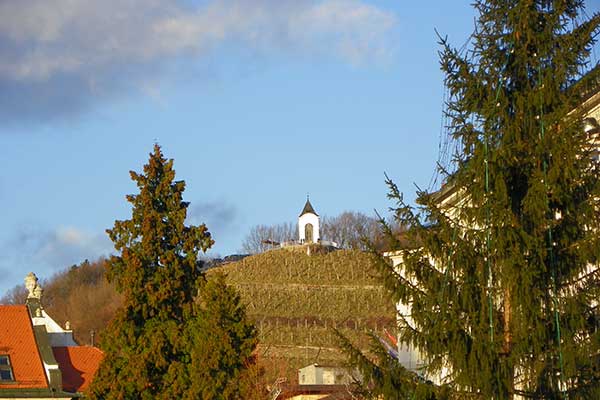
298 196 320 244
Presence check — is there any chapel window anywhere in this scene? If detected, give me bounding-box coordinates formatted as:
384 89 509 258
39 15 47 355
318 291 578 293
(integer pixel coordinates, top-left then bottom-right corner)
305 223 314 243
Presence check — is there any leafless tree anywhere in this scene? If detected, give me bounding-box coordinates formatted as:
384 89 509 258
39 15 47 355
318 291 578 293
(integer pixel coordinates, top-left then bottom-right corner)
1 258 122 344
0 284 28 305
321 211 380 251
240 211 405 254
241 222 297 254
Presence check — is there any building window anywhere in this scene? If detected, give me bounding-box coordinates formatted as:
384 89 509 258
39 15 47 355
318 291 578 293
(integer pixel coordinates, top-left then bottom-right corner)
0 355 14 381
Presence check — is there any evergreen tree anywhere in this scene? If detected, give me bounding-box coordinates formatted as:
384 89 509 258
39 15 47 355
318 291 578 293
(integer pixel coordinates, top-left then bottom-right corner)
354 1 600 399
89 144 214 399
176 272 259 400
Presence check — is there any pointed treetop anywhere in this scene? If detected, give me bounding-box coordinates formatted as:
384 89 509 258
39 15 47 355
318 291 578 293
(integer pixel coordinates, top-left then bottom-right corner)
299 196 318 217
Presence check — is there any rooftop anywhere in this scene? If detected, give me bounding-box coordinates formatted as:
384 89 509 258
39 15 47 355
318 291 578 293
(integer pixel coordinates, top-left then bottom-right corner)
299 198 318 217
0 305 48 390
52 346 103 393
277 384 354 399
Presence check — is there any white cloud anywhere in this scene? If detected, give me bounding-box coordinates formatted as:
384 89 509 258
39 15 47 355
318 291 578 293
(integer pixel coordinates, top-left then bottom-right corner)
55 226 87 246
0 0 397 123
287 0 396 62
0 225 112 296
7 225 111 269
49 225 108 251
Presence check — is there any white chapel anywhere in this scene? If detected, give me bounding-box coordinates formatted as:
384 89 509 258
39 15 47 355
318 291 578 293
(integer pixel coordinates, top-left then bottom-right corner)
298 197 320 244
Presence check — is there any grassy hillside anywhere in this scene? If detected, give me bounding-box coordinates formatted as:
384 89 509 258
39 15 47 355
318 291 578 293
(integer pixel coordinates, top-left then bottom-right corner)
1 248 395 383
212 246 396 381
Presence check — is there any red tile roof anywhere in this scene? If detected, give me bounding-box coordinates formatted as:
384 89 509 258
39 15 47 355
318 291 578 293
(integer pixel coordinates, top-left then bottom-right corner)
52 346 103 393
0 305 48 389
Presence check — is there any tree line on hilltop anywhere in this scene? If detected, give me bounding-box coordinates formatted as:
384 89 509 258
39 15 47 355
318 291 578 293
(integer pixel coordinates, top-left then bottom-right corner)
241 211 403 254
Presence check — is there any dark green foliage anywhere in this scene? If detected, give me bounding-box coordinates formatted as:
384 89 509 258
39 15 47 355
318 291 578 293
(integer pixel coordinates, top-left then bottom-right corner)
176 273 259 399
104 145 213 322
336 330 445 400
352 1 600 399
89 145 219 399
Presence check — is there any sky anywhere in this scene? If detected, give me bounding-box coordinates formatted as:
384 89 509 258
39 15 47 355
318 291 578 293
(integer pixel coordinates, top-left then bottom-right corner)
2 0 599 296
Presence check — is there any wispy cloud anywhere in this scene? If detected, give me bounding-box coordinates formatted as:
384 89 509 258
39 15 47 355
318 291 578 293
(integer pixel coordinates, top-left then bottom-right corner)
35 226 111 262
187 199 238 238
0 0 396 124
1 225 111 286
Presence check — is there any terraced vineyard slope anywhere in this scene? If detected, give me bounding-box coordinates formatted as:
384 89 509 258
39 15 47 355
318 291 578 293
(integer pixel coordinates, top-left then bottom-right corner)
212 246 396 380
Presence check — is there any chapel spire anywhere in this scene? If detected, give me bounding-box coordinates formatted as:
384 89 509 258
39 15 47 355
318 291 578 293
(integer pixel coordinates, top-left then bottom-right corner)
299 195 318 217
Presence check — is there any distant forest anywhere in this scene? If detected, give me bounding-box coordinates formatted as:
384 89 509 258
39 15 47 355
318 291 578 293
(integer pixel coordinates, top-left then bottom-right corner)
1 259 120 345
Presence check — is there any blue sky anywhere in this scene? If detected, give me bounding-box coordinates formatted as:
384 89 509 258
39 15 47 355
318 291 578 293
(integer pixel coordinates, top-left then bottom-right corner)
2 1 599 296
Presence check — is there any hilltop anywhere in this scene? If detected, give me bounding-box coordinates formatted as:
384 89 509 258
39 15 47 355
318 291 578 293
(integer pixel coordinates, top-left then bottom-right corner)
211 246 397 380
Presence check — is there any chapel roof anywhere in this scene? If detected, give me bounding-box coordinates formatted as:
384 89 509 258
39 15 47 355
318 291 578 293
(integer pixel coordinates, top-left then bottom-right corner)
299 198 318 217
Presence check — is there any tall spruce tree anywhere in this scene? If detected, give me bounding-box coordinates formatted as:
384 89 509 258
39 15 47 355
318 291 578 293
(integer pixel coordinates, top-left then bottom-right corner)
89 144 215 399
351 1 600 399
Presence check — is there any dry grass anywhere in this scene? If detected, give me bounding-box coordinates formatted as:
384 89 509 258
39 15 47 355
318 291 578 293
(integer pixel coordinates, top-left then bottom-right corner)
210 248 396 378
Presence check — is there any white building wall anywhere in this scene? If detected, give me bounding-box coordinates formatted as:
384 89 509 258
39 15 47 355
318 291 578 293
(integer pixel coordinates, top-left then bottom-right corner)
386 251 451 385
32 309 77 347
298 213 320 243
